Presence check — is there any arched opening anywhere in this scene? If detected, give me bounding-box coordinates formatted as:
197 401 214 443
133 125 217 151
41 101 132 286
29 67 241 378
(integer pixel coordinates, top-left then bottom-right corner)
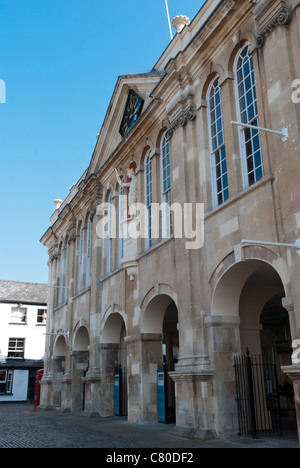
260 295 296 432
101 312 128 417
72 326 89 412
239 263 285 353
141 293 179 423
162 301 179 423
73 326 89 351
211 258 296 437
54 335 67 357
52 335 67 409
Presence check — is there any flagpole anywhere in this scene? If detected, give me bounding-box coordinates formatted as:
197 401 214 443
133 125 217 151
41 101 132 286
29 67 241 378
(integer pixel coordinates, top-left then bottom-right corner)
164 0 173 40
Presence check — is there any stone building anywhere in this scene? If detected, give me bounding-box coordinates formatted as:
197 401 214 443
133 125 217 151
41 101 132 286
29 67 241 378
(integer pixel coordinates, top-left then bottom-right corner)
40 0 300 441
0 280 47 402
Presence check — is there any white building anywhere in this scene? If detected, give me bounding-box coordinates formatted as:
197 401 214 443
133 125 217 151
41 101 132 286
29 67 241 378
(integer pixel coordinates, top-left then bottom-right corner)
0 280 47 403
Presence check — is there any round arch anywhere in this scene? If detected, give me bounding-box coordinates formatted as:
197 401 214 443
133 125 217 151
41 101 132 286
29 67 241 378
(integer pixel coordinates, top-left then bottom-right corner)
226 32 257 73
73 325 89 351
211 253 287 317
140 284 178 334
53 335 67 357
101 306 127 344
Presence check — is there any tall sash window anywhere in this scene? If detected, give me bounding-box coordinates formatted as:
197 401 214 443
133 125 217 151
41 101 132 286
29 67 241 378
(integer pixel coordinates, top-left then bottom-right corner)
208 77 229 206
235 45 264 187
161 135 172 237
145 151 152 249
107 192 113 274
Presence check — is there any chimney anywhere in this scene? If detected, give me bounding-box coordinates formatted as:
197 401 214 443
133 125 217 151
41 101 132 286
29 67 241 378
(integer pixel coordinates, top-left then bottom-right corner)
172 15 190 33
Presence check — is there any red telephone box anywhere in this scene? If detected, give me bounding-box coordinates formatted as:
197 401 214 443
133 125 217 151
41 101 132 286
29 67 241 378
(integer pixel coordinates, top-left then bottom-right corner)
33 369 44 410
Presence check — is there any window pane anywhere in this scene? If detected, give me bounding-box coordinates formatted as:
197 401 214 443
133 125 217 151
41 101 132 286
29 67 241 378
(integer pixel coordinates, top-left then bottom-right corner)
8 338 25 358
161 136 172 236
208 78 229 206
236 47 264 186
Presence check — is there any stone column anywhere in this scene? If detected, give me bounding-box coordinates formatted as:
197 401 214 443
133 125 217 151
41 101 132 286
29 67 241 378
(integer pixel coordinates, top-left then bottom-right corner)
281 366 300 445
169 371 215 440
83 210 102 416
126 333 163 423
204 315 241 438
52 356 65 409
71 350 89 412
98 344 119 417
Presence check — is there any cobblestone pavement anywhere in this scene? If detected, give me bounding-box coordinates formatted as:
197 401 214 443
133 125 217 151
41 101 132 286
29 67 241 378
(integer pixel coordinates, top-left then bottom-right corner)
0 404 148 448
0 403 299 449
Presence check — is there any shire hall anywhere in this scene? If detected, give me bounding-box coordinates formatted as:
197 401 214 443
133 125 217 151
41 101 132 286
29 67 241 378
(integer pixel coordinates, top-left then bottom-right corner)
40 0 300 442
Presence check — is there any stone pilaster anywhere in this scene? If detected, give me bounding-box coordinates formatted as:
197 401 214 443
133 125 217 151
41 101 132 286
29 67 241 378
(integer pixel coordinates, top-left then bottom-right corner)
281 365 300 445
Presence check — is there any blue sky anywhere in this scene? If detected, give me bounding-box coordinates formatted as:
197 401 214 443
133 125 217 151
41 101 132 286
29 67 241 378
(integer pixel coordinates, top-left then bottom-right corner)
0 0 204 284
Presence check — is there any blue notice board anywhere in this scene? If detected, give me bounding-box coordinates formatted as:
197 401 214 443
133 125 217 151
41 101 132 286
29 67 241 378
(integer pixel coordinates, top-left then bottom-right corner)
157 371 167 423
114 373 120 415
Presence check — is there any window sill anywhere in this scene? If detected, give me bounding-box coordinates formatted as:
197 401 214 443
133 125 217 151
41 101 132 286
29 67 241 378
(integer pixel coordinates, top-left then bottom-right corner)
8 322 27 326
137 236 175 260
71 286 91 301
205 174 274 221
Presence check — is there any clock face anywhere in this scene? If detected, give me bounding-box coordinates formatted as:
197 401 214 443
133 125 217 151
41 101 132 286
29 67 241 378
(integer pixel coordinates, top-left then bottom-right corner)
119 90 144 138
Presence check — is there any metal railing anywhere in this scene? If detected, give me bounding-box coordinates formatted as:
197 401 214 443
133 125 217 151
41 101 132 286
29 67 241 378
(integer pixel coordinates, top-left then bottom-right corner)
234 349 282 438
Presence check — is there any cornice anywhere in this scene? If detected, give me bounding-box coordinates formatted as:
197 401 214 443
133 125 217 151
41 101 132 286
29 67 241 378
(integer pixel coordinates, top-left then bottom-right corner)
254 0 294 47
165 107 197 140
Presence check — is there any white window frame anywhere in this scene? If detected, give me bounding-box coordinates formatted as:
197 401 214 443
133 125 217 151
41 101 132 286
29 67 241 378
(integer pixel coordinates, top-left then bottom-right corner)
145 151 153 250
161 135 172 238
207 77 229 207
119 185 125 266
58 245 64 305
8 338 25 359
64 240 69 302
10 306 27 325
107 192 113 274
37 308 47 324
77 226 83 291
0 370 13 394
86 217 91 287
234 44 264 189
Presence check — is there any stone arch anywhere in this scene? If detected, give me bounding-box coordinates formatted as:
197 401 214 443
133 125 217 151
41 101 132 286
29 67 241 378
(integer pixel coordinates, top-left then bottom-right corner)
210 246 288 317
155 123 169 151
101 305 127 344
141 283 178 333
200 63 225 102
53 334 67 357
73 323 89 351
226 31 256 75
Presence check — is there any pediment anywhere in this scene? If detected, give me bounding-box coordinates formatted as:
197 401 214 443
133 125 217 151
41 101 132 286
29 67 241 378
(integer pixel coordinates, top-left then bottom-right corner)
87 72 163 176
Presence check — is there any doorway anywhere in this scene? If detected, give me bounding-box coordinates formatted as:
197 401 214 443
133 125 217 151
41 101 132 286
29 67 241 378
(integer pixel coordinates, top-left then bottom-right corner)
162 301 178 423
211 257 297 437
235 267 296 437
141 291 179 423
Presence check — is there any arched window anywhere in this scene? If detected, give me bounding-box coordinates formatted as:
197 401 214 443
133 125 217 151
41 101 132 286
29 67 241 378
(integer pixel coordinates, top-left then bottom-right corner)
235 45 264 187
57 242 63 306
77 224 83 291
64 239 69 302
107 192 113 274
145 151 152 249
119 184 125 265
207 77 229 207
161 135 172 237
85 217 91 287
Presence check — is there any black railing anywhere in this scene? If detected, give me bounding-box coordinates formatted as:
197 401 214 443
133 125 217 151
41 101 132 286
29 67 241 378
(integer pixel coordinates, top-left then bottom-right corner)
234 349 282 438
